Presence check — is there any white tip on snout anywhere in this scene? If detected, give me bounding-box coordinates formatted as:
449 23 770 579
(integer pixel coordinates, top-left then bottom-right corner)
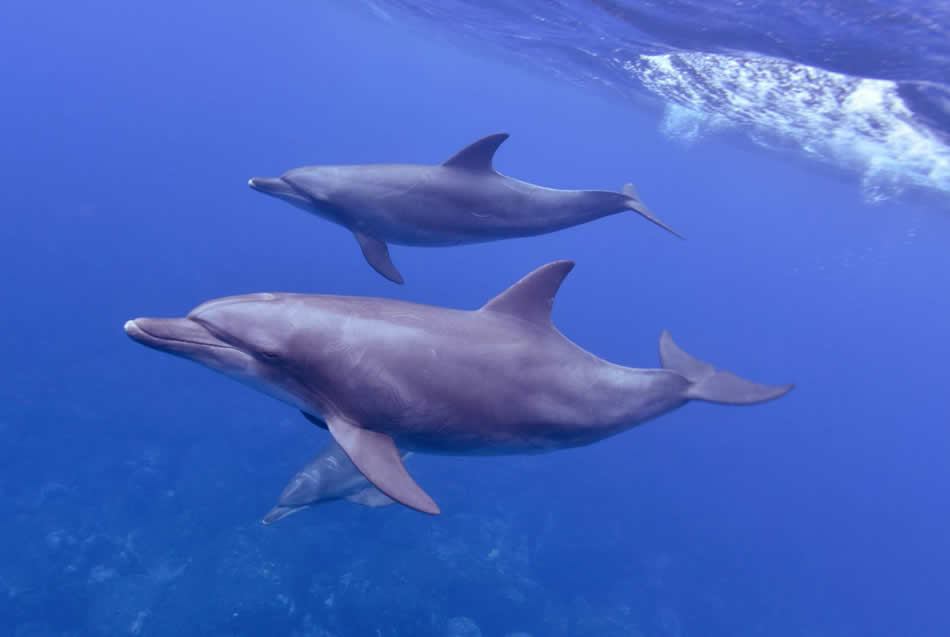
123 319 137 334
247 178 256 188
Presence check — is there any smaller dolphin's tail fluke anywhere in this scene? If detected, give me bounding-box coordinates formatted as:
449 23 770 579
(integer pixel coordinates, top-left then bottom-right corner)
622 183 685 240
659 330 794 405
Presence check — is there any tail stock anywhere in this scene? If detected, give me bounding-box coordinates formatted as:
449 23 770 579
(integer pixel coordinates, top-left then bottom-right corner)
622 183 685 240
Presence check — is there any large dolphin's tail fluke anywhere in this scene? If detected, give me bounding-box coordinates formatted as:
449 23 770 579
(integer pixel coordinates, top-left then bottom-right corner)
622 183 685 240
659 330 794 404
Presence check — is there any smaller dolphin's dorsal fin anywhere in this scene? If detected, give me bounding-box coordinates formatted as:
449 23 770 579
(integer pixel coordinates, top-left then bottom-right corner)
480 260 575 326
442 132 509 172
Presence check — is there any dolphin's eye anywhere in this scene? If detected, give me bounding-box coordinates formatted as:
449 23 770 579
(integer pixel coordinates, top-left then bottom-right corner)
260 351 280 361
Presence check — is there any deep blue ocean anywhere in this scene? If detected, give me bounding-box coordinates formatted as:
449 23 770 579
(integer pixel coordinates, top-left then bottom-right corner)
2 2 949 636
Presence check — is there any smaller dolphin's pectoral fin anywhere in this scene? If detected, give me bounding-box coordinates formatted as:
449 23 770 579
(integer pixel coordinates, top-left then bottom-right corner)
659 330 795 404
346 487 396 508
326 415 440 515
442 132 509 172
622 183 685 240
480 260 575 326
353 232 404 284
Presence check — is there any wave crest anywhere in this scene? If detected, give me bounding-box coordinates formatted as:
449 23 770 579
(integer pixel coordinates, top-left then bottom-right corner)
629 52 950 202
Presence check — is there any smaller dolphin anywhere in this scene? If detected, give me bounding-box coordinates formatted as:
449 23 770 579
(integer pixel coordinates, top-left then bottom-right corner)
263 436 412 524
249 133 682 283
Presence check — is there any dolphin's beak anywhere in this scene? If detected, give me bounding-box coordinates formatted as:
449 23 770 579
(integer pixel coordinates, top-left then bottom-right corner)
262 505 304 525
124 317 233 356
248 177 298 197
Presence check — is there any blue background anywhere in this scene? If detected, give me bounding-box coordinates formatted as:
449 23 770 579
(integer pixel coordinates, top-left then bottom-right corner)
1 2 948 635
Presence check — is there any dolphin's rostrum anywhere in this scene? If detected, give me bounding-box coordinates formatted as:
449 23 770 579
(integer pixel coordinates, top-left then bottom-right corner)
249 133 682 283
125 261 793 515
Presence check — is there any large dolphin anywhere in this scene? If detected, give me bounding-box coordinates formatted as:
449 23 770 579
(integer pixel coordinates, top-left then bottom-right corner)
263 438 411 524
248 133 682 283
124 261 793 515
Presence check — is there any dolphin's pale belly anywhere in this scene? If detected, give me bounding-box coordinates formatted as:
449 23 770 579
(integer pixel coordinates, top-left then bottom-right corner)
391 421 630 455
385 387 687 455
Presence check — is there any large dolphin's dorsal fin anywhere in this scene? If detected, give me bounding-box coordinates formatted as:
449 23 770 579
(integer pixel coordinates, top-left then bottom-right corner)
480 260 575 326
326 415 440 515
442 133 510 172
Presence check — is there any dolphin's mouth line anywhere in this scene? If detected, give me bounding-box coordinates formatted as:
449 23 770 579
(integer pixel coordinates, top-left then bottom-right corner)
131 319 237 351
279 177 323 205
248 176 323 208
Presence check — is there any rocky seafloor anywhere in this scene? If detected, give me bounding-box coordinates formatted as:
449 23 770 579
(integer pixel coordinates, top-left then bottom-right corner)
1 403 791 637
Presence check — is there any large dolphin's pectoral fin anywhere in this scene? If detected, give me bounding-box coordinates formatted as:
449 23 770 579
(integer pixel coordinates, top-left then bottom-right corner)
442 132 509 172
346 487 396 508
621 183 685 240
326 415 440 515
346 450 413 507
353 232 404 284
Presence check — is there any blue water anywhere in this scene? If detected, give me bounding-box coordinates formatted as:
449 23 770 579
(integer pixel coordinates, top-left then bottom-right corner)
2 2 949 636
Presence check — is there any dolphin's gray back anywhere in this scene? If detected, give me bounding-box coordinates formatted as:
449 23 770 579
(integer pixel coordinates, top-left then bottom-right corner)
279 293 686 453
311 164 627 245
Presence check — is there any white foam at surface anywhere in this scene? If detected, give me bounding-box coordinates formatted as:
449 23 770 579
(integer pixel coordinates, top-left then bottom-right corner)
627 52 950 202
361 0 950 204
660 104 730 146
